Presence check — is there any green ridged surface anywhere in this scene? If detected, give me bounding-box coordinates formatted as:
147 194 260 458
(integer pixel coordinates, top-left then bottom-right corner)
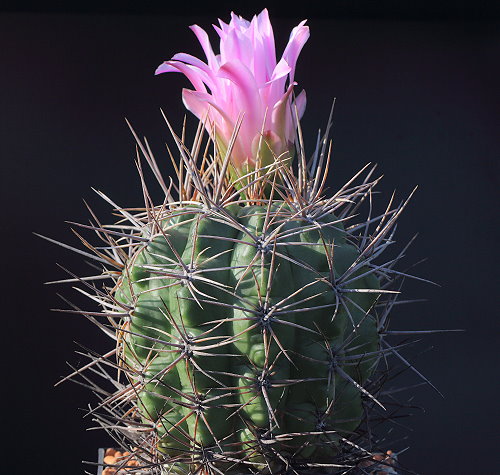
116 202 380 469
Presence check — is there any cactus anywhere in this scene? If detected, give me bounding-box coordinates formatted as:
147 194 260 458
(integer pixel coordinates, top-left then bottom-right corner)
42 9 434 475
47 131 418 474
117 196 382 465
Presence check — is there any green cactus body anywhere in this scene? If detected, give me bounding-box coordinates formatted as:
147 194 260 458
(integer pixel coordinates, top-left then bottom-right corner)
116 202 380 470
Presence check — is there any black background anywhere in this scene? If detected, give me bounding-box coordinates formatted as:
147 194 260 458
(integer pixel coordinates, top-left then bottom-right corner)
1 2 498 474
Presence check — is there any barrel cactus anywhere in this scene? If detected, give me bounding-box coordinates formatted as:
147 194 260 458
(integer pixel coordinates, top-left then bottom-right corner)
117 194 382 468
45 9 428 475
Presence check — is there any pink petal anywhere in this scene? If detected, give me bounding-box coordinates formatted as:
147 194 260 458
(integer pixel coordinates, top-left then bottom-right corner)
181 88 211 122
217 17 230 34
250 10 277 84
270 83 296 139
230 11 250 30
155 62 176 75
260 57 291 110
293 89 307 120
171 53 219 94
182 89 234 130
256 8 275 56
282 20 310 83
268 57 292 84
213 23 224 39
156 60 207 93
220 27 252 65
218 60 262 126
259 13 277 75
189 25 218 69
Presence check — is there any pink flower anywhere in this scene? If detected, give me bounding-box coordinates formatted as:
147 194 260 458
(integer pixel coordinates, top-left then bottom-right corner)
156 9 309 173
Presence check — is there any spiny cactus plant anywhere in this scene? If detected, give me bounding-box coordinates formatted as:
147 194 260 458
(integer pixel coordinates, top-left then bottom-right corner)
43 9 435 475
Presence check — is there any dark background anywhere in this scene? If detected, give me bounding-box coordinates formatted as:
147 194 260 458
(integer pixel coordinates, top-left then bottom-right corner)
1 2 498 474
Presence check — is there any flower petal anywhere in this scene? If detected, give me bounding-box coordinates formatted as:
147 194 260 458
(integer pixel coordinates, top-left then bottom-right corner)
268 57 292 84
189 24 219 69
156 60 207 93
218 60 262 125
282 20 310 83
181 88 212 122
256 8 275 65
293 89 307 120
271 83 296 140
171 53 219 94
182 89 235 131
